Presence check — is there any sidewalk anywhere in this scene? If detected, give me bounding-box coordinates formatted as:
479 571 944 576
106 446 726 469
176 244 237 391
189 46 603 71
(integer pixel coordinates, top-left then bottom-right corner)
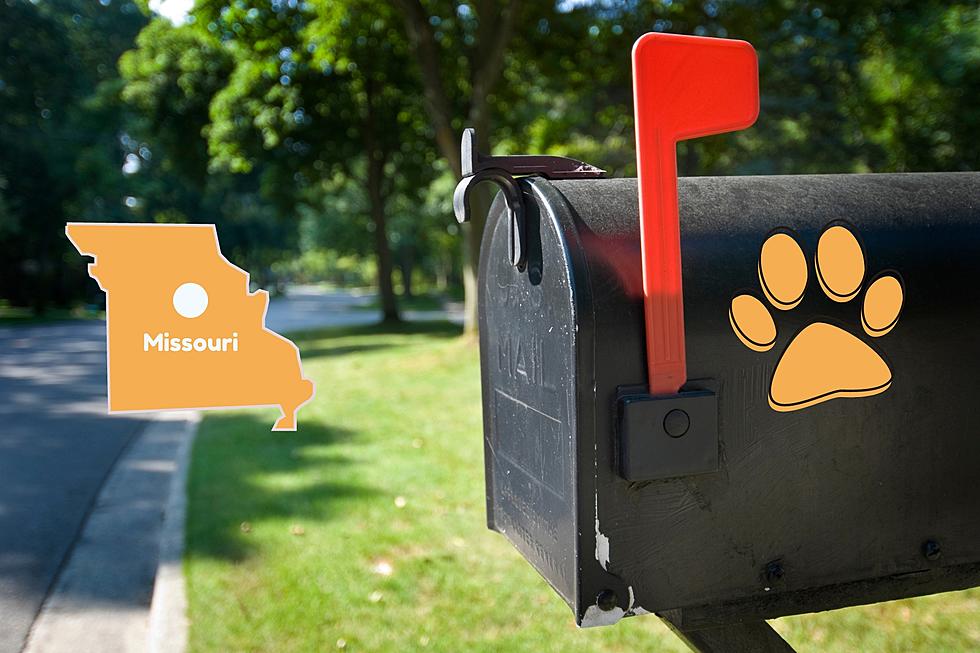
23 412 198 653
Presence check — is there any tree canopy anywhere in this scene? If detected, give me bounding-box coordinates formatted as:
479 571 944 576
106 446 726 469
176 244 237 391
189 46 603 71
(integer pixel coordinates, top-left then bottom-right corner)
1 0 977 318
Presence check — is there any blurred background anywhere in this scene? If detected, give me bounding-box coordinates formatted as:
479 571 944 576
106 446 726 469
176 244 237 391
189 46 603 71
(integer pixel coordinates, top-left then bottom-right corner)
3 3 980 652
1 0 977 329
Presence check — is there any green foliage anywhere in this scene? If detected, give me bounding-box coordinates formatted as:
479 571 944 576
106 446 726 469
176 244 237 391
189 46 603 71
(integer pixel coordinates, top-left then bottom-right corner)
498 1 980 176
180 0 437 318
117 16 300 286
1 0 978 314
119 19 233 181
274 249 376 287
0 0 146 311
194 0 429 183
857 4 980 171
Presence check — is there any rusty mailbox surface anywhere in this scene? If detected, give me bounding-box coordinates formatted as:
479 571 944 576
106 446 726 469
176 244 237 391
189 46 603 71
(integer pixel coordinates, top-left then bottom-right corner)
476 171 980 637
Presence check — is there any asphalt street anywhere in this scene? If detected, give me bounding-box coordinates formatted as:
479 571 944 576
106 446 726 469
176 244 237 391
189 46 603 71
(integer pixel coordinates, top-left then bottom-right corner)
0 321 145 653
0 288 459 653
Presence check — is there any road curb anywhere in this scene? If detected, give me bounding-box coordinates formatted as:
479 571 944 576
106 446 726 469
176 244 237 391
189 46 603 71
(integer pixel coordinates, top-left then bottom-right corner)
146 413 200 653
23 411 200 653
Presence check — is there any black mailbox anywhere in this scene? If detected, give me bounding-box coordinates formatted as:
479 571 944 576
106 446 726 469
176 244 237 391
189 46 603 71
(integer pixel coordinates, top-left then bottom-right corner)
463 155 980 646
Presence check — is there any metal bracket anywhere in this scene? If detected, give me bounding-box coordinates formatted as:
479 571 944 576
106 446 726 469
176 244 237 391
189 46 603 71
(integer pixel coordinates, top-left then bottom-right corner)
452 128 605 267
618 383 719 482
659 611 796 653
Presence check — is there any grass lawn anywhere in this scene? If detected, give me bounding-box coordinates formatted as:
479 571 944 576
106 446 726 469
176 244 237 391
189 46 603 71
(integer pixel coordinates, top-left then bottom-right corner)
185 322 980 653
353 292 452 313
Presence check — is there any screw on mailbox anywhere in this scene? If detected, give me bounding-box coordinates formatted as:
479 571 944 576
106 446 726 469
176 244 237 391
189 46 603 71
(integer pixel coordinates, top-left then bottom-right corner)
764 560 785 585
596 589 619 612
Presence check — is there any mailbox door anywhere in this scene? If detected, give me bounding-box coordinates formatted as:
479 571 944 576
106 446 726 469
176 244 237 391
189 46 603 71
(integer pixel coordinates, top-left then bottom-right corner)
479 181 585 607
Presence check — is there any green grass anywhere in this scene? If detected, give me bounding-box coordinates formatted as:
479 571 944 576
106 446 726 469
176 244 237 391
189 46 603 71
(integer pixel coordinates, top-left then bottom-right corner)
353 292 450 312
185 322 980 653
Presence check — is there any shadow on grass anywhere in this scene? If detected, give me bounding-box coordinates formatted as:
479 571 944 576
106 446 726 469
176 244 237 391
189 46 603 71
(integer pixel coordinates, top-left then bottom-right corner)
289 320 463 359
298 342 396 359
186 321 463 563
185 411 377 563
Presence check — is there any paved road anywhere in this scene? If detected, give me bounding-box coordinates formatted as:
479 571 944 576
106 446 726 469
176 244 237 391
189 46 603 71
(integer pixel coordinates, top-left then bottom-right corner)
263 285 463 333
264 286 378 333
0 287 458 653
0 321 146 653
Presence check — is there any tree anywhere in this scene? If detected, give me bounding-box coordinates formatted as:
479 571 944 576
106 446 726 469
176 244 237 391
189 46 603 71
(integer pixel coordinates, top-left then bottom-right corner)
396 0 519 333
856 2 979 172
4 0 976 317
187 0 432 322
119 19 233 187
119 18 297 285
0 0 146 310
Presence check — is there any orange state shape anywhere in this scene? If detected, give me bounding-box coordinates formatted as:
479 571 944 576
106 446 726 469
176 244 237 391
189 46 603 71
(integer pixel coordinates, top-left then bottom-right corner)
769 322 891 412
66 222 315 431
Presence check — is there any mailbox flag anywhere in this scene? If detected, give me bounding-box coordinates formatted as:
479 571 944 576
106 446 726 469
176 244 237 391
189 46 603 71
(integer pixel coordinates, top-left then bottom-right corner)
632 33 759 395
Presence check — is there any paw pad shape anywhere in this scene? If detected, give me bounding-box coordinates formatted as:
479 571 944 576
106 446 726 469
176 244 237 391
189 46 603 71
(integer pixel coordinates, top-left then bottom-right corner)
729 222 905 412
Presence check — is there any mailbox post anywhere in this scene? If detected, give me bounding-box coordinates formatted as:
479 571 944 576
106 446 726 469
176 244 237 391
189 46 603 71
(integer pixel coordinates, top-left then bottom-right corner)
454 33 980 652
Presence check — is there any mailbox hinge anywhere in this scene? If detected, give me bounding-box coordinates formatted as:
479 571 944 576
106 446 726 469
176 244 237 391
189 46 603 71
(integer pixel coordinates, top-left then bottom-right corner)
452 128 605 267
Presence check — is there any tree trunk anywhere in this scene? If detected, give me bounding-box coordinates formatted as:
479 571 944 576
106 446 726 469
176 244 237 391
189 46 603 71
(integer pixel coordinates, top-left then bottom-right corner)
399 244 414 299
361 63 400 324
396 0 517 335
436 258 448 291
366 153 400 323
395 0 461 176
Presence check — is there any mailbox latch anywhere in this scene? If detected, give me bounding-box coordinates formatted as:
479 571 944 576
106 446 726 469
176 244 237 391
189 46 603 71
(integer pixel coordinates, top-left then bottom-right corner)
453 128 605 267
617 383 719 482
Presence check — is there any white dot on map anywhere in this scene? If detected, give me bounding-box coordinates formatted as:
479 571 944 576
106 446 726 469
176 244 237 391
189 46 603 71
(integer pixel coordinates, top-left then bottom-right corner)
173 282 208 318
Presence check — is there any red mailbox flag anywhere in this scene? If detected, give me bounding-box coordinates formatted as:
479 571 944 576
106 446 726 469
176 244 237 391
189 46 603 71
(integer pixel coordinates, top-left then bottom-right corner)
632 33 759 396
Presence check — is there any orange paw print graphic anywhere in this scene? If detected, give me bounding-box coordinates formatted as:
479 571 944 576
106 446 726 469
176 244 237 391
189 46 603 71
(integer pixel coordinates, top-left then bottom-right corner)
729 222 905 412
